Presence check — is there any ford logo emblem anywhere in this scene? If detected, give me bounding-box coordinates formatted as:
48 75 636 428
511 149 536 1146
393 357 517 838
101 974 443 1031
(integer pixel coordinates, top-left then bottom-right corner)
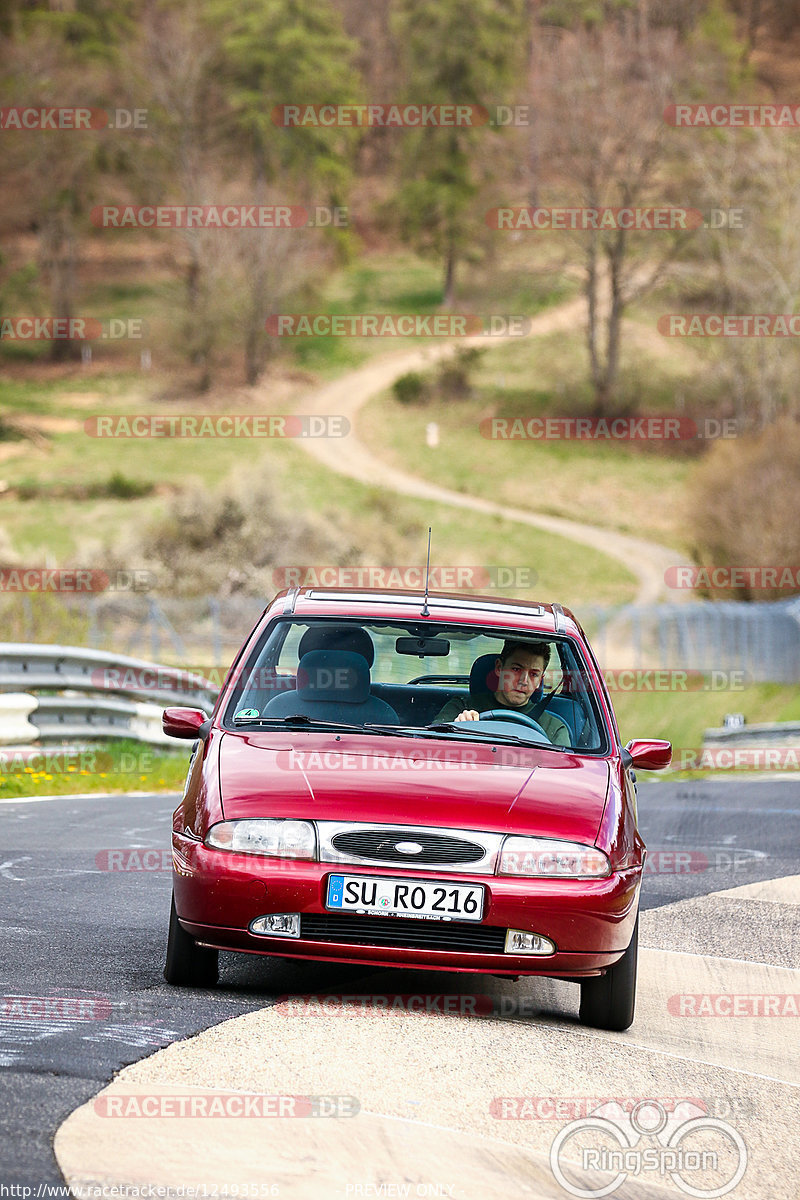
394 841 424 855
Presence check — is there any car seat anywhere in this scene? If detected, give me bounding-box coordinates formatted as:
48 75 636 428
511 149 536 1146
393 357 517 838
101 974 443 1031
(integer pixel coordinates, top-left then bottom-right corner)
262 649 398 724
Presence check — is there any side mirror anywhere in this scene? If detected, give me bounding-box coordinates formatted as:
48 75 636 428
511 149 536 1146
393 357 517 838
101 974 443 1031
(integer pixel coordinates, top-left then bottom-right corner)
622 739 672 771
162 707 209 739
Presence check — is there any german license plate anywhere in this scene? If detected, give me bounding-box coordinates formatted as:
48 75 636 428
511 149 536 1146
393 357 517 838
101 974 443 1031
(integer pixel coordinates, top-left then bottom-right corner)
326 874 484 921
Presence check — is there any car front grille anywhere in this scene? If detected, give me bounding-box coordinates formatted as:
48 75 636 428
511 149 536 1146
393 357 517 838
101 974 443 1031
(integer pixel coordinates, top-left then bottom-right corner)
330 829 485 866
299 913 507 953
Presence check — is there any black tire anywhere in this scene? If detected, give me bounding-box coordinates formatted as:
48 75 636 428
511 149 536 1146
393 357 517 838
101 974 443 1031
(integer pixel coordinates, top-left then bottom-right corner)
579 915 638 1031
164 892 219 987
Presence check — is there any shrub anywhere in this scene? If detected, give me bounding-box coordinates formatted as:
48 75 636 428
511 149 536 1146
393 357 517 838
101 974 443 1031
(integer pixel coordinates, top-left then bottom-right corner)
437 347 484 399
393 371 429 405
687 419 800 600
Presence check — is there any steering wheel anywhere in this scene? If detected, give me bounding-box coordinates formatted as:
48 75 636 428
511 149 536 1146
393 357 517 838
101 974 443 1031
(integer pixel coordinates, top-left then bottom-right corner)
478 709 550 739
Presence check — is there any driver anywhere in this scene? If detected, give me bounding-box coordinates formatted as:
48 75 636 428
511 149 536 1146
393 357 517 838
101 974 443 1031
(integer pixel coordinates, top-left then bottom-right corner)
434 640 570 746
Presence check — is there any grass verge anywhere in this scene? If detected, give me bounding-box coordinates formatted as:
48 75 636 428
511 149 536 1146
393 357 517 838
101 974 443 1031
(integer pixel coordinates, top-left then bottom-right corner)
0 739 189 798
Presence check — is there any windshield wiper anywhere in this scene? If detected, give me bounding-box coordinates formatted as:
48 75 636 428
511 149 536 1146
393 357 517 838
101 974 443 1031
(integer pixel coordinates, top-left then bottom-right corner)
421 722 570 750
231 715 365 733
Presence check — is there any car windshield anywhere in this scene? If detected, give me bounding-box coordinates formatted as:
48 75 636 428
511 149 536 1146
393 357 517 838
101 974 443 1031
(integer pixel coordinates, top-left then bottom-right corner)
223 617 610 753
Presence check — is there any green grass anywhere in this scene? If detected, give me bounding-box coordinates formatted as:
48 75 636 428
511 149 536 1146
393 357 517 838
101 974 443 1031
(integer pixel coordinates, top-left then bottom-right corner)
288 251 575 375
0 739 189 798
358 325 702 551
0 249 625 604
614 683 800 776
275 440 638 606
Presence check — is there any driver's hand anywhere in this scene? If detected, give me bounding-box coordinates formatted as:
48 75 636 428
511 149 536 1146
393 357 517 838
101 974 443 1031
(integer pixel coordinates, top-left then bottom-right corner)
454 710 480 722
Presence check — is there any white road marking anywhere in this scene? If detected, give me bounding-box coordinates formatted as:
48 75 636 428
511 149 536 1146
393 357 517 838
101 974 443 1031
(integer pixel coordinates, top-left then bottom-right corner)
0 856 31 881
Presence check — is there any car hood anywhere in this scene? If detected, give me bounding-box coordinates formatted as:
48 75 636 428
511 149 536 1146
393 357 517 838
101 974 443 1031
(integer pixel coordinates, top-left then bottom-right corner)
218 732 611 844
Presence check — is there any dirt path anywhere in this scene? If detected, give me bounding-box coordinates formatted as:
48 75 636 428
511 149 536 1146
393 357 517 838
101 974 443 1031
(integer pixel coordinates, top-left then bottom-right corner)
283 294 690 608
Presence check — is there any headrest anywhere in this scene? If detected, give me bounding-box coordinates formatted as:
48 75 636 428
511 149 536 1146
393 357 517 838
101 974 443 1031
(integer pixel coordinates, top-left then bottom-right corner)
469 653 500 694
298 624 375 667
296 650 370 703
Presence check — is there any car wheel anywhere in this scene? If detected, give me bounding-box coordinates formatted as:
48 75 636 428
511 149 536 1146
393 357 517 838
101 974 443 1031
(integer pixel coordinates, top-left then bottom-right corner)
164 892 219 987
578 914 638 1031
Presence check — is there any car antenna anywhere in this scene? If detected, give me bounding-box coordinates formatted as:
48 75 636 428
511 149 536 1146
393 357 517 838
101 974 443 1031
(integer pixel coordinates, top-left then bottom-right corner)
421 526 432 616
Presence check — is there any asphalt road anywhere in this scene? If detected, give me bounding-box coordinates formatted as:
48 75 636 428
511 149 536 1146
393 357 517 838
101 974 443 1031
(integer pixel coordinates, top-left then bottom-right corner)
1 777 798 1187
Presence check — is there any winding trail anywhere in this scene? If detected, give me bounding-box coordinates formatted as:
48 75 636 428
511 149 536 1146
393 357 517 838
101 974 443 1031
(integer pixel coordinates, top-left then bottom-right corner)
285 295 691 607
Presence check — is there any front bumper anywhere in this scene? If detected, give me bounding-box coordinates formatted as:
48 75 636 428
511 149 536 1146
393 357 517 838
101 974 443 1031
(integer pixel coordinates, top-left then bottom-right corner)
172 835 640 978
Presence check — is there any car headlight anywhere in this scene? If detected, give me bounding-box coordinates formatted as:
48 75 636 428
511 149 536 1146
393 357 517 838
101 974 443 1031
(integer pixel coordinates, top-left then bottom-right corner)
497 836 610 878
205 819 316 859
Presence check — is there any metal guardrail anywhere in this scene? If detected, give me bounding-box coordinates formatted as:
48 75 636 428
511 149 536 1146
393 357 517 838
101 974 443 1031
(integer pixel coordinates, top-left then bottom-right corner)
0 644 219 746
703 720 800 748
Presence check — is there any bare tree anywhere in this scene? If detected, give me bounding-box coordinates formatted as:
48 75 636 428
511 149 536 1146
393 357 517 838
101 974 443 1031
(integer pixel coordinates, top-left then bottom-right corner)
2 27 105 361
126 4 229 387
683 126 800 429
531 18 694 414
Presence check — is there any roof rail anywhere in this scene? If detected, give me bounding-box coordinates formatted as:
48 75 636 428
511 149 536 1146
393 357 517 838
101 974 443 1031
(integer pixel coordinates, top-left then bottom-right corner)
282 587 300 614
551 602 566 632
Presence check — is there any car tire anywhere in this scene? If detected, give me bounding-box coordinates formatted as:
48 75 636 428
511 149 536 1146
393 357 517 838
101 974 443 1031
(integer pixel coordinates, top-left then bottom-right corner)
164 892 219 987
578 914 638 1031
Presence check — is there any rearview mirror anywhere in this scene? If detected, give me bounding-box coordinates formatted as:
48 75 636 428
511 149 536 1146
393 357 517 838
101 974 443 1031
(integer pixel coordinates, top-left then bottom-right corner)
395 636 451 657
622 739 672 771
162 707 209 739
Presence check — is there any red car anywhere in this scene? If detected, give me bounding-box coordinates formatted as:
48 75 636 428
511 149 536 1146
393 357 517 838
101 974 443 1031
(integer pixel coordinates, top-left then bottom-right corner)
162 588 671 1030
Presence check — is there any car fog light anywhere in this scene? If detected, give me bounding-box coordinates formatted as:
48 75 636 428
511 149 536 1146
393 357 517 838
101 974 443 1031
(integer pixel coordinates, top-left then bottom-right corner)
504 929 555 955
250 913 301 938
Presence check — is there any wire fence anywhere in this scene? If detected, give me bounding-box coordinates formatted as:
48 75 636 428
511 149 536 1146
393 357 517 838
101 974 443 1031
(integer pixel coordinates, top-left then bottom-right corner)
5 593 800 682
581 598 800 683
